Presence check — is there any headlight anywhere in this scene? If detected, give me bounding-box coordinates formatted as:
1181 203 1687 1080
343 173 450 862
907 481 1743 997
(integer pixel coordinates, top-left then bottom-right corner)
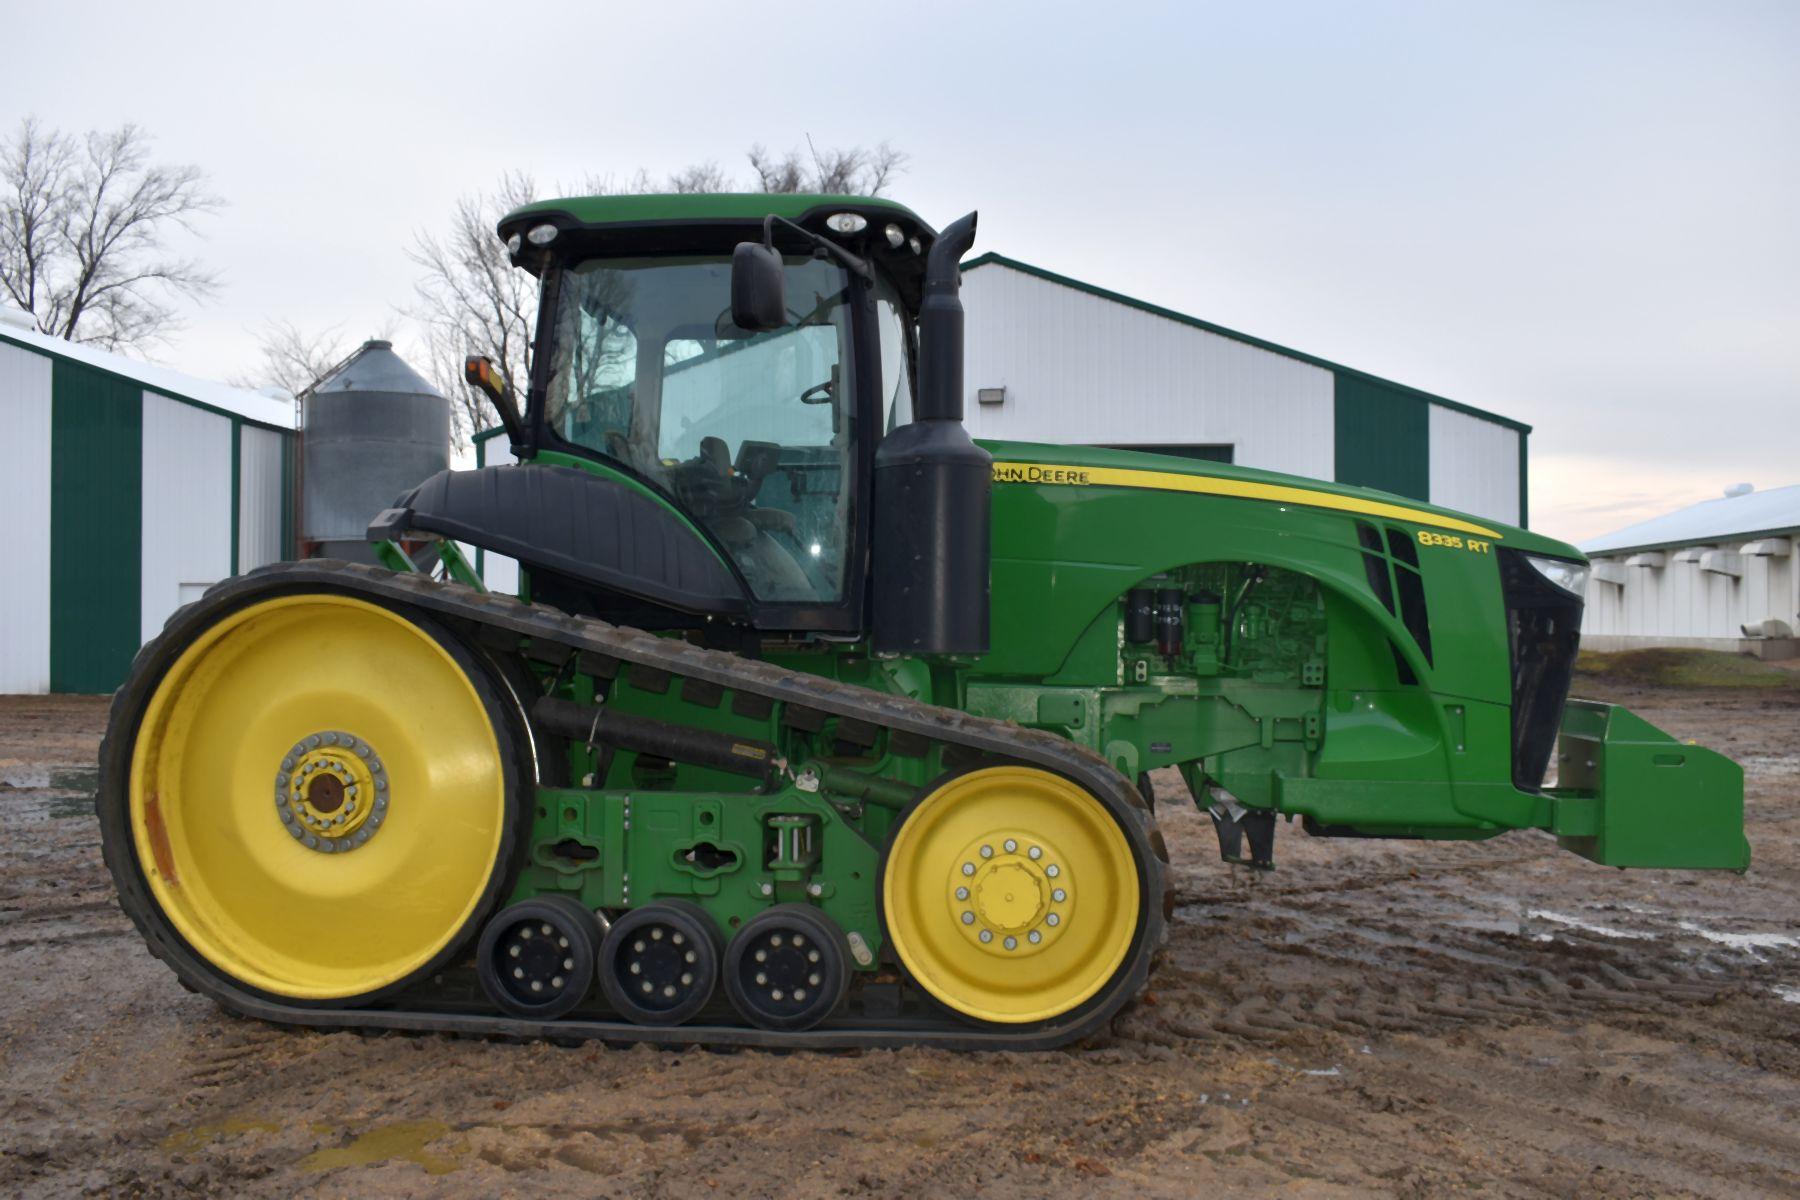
1525 554 1589 597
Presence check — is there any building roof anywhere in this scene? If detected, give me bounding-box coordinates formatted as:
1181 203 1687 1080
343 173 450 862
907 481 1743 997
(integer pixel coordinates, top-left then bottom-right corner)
0 322 293 430
1580 484 1800 556
962 253 1530 435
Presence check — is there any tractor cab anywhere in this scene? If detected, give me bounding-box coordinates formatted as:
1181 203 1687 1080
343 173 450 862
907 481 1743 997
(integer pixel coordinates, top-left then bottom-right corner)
383 194 984 650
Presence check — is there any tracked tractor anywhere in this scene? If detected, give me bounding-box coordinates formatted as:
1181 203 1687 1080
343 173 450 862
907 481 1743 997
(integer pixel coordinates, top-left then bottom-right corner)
98 194 1749 1049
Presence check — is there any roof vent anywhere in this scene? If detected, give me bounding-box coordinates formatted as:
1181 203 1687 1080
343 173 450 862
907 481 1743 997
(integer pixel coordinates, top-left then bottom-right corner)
1724 482 1755 498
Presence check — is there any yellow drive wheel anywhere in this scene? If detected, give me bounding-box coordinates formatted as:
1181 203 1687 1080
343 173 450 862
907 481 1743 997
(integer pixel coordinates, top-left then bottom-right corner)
123 592 517 1003
881 766 1144 1025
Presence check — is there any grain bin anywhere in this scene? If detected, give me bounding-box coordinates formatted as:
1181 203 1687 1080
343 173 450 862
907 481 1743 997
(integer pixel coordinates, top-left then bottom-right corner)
300 340 449 562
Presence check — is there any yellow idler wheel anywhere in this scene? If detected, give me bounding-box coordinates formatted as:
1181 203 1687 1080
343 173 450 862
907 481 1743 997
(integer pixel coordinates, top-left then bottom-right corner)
881 766 1143 1025
123 593 518 1003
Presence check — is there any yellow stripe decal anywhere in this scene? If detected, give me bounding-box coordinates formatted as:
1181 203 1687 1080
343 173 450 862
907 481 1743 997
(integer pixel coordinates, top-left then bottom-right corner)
991 462 1503 539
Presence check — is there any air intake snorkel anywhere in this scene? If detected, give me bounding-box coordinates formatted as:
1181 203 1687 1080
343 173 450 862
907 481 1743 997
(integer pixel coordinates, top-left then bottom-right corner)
871 212 991 656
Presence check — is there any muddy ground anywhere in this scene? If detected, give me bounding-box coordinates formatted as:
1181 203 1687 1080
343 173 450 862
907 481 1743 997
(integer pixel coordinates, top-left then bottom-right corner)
1 683 1796 1198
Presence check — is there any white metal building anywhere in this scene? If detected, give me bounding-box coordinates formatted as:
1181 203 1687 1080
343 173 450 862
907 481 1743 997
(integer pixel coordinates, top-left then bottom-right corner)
1579 484 1800 658
959 254 1530 527
0 320 296 694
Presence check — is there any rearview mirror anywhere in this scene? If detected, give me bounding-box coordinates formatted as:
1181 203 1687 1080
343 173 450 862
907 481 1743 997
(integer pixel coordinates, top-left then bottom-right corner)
463 354 526 447
731 242 786 332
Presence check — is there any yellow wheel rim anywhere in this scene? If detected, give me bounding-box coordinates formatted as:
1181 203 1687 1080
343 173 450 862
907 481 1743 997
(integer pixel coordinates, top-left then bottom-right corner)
129 594 509 1001
882 766 1141 1024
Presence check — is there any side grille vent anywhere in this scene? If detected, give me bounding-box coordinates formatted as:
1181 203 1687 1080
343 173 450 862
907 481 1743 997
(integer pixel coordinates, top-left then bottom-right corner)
1355 521 1434 669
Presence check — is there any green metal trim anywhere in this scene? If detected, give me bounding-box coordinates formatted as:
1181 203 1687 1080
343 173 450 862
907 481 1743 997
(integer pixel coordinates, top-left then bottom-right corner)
1518 433 1529 529
0 331 294 435
473 435 487 579
229 417 242 575
1333 372 1429 502
49 357 142 694
279 431 296 559
961 253 1531 435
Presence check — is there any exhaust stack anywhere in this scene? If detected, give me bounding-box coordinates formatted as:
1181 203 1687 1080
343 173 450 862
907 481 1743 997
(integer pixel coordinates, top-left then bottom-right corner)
872 212 991 656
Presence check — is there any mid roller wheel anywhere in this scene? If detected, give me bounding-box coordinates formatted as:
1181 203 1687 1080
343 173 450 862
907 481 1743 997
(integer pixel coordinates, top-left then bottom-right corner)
881 765 1148 1027
101 591 525 1006
597 901 722 1026
477 897 600 1020
722 904 851 1032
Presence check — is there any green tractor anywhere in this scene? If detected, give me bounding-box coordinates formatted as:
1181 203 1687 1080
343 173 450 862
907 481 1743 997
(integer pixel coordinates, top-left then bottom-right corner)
98 194 1748 1048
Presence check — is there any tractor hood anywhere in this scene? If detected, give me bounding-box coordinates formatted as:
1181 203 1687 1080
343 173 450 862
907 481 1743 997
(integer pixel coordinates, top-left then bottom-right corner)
978 440 1582 562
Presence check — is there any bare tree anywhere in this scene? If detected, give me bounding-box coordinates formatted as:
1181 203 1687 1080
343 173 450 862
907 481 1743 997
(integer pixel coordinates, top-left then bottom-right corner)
408 171 541 443
410 143 905 447
231 319 377 399
0 118 221 351
747 139 907 196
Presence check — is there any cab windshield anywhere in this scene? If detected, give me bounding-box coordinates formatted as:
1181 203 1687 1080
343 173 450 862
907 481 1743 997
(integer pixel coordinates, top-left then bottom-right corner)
543 256 854 604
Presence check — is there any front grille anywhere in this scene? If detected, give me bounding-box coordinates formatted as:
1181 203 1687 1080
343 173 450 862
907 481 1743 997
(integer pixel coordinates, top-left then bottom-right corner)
1498 549 1584 791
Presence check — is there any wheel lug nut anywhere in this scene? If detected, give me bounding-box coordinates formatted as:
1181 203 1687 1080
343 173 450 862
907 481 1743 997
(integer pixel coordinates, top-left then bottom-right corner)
979 845 993 858
961 912 975 925
962 863 975 876
1003 838 1017 853
955 886 969 901
979 930 993 943
1046 865 1060 878
1004 936 1017 950
1052 888 1066 902
1028 930 1042 944
1047 913 1060 926
1028 846 1042 860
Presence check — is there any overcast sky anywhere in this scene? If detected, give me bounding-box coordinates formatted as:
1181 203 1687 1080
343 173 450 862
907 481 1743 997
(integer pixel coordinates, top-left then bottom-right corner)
6 0 1795 543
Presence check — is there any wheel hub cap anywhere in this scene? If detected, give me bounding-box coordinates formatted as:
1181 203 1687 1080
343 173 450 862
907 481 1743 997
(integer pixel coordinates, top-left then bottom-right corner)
949 832 1072 956
273 730 388 853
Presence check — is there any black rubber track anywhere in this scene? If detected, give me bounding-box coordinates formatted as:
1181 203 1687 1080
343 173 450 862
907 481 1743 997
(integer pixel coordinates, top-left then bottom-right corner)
97 561 1168 1051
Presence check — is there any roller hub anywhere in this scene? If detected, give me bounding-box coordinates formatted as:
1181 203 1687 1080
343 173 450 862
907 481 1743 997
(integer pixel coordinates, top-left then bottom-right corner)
723 905 851 1032
477 897 599 1020
273 731 388 852
598 901 721 1026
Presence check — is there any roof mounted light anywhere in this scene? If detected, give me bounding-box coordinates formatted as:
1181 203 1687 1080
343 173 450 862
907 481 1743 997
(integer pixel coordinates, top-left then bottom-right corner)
526 223 559 246
825 212 867 234
505 233 522 256
908 236 922 255
883 223 905 248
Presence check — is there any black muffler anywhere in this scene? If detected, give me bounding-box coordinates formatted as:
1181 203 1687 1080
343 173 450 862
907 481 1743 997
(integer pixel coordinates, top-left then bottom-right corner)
872 212 990 656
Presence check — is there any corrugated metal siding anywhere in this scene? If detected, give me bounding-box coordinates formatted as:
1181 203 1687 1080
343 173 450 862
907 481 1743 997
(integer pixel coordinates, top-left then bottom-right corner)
960 266 1335 480
238 424 287 570
0 343 53 692
1582 542 1797 641
1428 404 1522 525
1334 373 1428 501
141 392 232 645
50 359 141 694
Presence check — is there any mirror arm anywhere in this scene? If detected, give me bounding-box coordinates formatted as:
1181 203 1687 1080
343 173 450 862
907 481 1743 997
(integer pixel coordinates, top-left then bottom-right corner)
463 355 528 453
762 214 873 285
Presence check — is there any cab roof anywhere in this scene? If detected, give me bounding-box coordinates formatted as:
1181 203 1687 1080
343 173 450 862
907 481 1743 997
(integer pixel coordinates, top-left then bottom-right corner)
501 192 928 231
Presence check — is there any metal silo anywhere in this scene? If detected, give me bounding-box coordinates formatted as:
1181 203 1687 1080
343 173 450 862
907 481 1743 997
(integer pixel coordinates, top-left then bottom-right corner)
300 340 449 562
